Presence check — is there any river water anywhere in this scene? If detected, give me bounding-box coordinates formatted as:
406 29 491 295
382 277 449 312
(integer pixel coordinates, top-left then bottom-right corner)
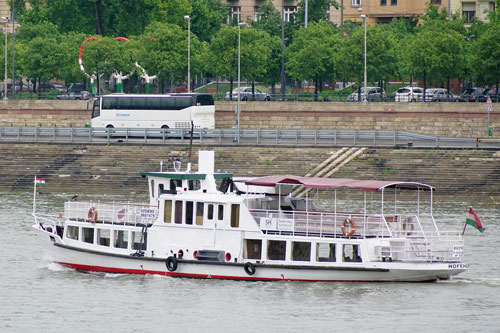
0 192 498 332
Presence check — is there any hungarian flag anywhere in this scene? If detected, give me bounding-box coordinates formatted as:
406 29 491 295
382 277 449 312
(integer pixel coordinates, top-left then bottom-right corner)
465 207 484 233
35 178 46 186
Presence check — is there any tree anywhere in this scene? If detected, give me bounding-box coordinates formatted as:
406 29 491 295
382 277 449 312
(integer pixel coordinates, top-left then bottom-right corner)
471 19 500 92
189 0 228 42
295 0 338 27
250 0 282 37
286 21 341 96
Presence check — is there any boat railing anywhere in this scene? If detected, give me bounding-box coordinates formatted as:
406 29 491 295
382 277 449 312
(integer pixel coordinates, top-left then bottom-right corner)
250 209 392 238
64 201 158 226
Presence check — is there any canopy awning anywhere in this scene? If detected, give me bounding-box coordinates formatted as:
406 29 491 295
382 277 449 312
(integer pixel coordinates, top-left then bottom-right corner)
244 175 434 192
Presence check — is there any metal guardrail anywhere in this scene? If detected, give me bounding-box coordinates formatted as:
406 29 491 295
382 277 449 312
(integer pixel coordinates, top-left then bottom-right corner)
0 126 498 148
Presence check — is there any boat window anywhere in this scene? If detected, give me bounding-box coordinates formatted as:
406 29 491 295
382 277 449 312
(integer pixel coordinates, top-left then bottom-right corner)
196 202 204 225
207 204 214 220
267 240 286 260
188 180 200 190
230 204 240 227
164 200 172 223
218 204 224 221
131 231 147 251
150 179 155 198
83 227 94 244
66 225 79 240
317 243 336 262
244 239 262 259
343 244 362 263
186 201 194 225
174 201 183 224
114 230 129 249
292 242 311 261
97 229 110 246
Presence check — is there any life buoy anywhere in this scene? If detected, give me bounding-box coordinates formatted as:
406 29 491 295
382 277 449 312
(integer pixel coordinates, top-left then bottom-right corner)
166 256 178 272
342 219 356 237
178 249 184 259
244 262 256 276
88 207 98 223
225 252 231 262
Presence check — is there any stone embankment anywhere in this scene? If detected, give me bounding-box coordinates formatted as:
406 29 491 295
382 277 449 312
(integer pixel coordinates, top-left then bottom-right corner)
1 143 499 203
0 99 498 138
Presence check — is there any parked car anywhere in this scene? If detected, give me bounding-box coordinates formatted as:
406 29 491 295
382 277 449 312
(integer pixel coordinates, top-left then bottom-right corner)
424 88 459 102
460 88 485 102
479 88 499 102
224 87 271 101
394 86 424 102
55 90 91 100
347 86 386 102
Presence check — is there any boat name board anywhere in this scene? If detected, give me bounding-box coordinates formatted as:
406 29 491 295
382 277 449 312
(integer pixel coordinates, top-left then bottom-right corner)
452 245 464 258
260 217 294 231
140 208 158 223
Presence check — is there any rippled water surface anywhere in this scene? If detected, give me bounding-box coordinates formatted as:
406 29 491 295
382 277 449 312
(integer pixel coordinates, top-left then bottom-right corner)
0 193 499 332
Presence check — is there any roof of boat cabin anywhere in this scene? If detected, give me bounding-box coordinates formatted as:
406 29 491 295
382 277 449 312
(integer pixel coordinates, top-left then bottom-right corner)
140 172 232 180
244 175 435 192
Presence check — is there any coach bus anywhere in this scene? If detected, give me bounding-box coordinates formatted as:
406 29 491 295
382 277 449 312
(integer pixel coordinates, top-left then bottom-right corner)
91 93 215 129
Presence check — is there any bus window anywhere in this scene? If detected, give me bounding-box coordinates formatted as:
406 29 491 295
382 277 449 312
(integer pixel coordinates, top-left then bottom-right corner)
118 97 132 110
92 99 100 118
148 97 161 110
132 97 147 110
102 97 115 110
176 97 193 110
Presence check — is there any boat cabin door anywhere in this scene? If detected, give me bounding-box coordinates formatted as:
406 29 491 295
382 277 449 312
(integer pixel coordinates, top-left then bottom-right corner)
203 202 223 247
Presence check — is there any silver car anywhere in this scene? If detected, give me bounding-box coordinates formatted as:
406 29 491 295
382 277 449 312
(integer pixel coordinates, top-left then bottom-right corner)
224 87 271 101
347 87 386 102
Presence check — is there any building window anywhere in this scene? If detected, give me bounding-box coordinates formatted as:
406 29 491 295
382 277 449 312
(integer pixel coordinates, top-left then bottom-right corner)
380 0 386 5
462 3 476 23
430 0 441 4
254 6 262 21
244 239 262 259
114 230 128 249
292 242 311 261
268 240 286 260
391 0 397 5
317 243 336 262
284 6 297 22
489 2 496 12
230 6 241 23
351 0 361 6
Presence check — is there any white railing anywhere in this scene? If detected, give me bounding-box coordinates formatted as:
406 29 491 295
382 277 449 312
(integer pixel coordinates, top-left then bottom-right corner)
250 209 393 238
64 200 158 226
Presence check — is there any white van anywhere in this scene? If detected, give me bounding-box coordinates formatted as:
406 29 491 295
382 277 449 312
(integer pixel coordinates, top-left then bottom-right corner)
394 87 424 102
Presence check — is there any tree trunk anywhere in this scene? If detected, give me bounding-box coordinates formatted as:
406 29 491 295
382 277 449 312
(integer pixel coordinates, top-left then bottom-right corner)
230 78 233 101
93 1 103 35
251 81 255 101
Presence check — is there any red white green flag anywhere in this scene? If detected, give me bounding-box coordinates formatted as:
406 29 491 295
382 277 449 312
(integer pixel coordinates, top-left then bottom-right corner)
465 207 484 233
35 178 46 186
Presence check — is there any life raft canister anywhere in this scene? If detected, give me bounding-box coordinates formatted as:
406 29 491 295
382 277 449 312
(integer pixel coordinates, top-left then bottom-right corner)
341 219 356 237
88 207 98 223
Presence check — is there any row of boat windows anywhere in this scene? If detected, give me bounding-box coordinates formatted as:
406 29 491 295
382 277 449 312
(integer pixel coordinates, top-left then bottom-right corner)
244 239 362 263
66 226 146 251
163 200 240 228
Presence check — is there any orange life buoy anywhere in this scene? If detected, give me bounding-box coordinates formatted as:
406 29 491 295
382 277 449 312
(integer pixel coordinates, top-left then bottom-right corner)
341 219 356 237
88 207 98 223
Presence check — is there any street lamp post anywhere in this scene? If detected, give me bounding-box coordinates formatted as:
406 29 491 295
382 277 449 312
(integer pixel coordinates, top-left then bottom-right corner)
184 15 191 92
237 22 245 135
305 0 308 28
1 17 8 99
360 14 367 102
11 3 15 98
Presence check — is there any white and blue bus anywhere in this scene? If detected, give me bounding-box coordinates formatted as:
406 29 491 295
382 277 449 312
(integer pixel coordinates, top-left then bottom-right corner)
91 93 215 129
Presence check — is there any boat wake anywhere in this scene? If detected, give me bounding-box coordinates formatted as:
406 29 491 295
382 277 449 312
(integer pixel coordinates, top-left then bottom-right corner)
445 277 500 287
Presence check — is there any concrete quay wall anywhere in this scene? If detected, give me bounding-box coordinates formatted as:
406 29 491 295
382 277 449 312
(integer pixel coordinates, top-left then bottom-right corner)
1 143 499 203
0 100 499 138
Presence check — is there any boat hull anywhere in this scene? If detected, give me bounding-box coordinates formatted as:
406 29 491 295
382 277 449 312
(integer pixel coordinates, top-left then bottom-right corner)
41 239 467 283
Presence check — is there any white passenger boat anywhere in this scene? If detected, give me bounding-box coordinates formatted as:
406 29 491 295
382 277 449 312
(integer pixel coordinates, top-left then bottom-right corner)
33 151 469 282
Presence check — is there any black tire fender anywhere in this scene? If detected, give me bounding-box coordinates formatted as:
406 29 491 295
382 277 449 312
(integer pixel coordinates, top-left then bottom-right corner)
166 256 178 272
243 262 256 276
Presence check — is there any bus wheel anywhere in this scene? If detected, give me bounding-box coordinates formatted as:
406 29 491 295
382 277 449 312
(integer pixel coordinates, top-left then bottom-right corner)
161 125 170 138
106 125 114 128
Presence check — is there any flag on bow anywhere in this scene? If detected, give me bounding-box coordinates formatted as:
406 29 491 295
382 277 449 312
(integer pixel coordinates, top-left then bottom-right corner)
464 207 484 234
